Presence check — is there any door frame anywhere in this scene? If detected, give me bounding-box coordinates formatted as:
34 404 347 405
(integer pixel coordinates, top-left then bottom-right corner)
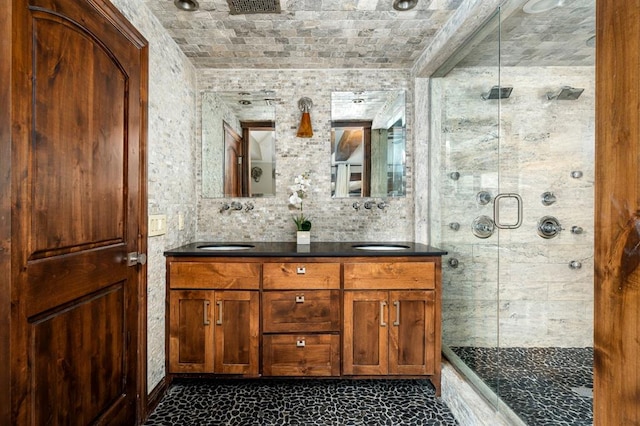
594 1 640 424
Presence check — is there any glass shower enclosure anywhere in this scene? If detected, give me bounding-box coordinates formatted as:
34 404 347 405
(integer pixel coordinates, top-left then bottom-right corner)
429 1 594 424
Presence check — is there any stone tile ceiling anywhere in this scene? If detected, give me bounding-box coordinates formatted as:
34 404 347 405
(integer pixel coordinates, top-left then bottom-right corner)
143 0 464 69
457 0 595 68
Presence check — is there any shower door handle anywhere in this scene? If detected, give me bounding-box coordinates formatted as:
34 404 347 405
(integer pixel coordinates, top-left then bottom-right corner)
493 193 523 229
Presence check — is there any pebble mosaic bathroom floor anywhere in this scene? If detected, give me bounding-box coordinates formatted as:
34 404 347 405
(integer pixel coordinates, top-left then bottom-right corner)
144 379 459 425
450 347 593 426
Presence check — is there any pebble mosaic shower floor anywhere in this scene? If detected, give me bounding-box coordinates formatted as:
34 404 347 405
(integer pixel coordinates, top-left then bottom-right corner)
144 379 458 425
450 347 593 426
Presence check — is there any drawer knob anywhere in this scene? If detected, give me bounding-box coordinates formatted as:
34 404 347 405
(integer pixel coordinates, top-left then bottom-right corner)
295 295 305 303
296 339 306 348
296 266 306 274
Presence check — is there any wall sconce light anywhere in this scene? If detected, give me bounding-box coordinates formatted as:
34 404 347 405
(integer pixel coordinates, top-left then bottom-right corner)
296 97 313 138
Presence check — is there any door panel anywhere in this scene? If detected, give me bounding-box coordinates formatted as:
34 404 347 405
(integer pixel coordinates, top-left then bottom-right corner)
214 291 259 375
10 0 147 423
343 291 388 375
31 286 126 425
31 15 125 256
169 290 215 373
388 290 435 375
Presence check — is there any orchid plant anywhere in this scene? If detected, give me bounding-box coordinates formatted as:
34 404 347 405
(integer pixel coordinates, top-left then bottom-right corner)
288 172 312 231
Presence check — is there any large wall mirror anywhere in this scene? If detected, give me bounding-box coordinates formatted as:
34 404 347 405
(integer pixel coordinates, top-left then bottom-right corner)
202 91 277 198
331 90 406 198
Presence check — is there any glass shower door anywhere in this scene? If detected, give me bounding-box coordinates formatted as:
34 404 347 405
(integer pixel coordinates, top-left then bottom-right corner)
430 9 503 405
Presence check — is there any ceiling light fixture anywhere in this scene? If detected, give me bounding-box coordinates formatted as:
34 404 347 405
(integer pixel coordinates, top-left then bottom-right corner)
522 0 563 14
393 0 418 11
174 0 199 11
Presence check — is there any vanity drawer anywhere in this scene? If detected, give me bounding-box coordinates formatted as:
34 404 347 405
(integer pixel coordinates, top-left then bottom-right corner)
263 290 340 333
263 334 340 377
263 263 340 290
169 261 260 290
343 262 435 290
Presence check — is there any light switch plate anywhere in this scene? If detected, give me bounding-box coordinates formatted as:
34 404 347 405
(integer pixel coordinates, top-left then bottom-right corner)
149 214 167 237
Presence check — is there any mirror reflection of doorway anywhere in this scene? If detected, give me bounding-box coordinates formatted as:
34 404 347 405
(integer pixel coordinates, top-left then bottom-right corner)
224 120 275 197
331 120 371 197
223 122 243 197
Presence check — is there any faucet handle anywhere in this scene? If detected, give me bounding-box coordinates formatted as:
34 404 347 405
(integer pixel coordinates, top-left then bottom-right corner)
364 201 375 210
377 201 388 210
219 202 230 213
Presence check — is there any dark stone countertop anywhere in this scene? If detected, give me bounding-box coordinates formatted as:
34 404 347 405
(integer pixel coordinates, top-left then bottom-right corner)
164 241 447 258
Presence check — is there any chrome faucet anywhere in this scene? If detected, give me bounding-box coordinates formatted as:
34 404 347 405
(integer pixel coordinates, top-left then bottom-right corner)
230 201 243 211
377 201 388 210
364 201 375 210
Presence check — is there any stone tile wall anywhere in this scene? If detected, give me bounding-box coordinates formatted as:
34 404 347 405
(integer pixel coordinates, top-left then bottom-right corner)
196 69 415 242
112 0 198 392
430 66 594 348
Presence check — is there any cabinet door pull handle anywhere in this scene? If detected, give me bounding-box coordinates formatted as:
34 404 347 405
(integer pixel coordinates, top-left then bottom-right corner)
296 266 306 275
216 301 223 325
296 339 306 348
380 301 387 327
203 301 210 325
295 295 305 303
393 301 400 326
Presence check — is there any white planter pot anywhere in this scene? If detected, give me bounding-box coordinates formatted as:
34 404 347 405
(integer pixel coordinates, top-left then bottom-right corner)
296 230 311 245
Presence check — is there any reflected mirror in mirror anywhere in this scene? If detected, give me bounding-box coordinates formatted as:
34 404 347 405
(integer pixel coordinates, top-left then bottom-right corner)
331 91 406 198
202 91 277 198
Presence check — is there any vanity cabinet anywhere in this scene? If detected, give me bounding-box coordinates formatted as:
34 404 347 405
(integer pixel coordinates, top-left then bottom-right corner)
164 244 444 393
167 261 260 376
262 262 341 376
343 262 438 377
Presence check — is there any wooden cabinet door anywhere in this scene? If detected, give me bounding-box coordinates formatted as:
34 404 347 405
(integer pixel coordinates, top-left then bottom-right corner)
214 291 259 375
388 291 435 375
343 291 389 375
169 290 215 373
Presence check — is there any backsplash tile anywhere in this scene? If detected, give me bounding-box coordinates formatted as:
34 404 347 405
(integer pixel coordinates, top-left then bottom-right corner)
196 69 415 242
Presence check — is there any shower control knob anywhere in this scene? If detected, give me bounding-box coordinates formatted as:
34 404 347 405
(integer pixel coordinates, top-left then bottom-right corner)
571 171 583 179
449 222 460 231
476 191 492 205
571 226 584 235
541 191 557 206
449 171 460 181
448 258 459 268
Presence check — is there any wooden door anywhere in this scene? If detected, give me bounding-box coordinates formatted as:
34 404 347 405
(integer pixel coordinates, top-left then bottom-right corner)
223 121 243 197
168 290 215 373
9 0 147 423
388 291 435 375
343 291 389 375
214 290 259 375
595 1 640 424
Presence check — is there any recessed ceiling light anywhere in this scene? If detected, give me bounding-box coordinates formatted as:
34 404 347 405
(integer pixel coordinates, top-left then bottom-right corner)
174 0 199 11
393 0 418 11
523 0 563 14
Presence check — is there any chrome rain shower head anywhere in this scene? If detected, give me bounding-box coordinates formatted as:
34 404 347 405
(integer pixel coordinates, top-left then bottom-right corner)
546 86 584 100
481 86 513 100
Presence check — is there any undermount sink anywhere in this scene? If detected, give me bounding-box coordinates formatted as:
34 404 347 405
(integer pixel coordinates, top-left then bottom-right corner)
352 244 411 251
197 244 255 251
